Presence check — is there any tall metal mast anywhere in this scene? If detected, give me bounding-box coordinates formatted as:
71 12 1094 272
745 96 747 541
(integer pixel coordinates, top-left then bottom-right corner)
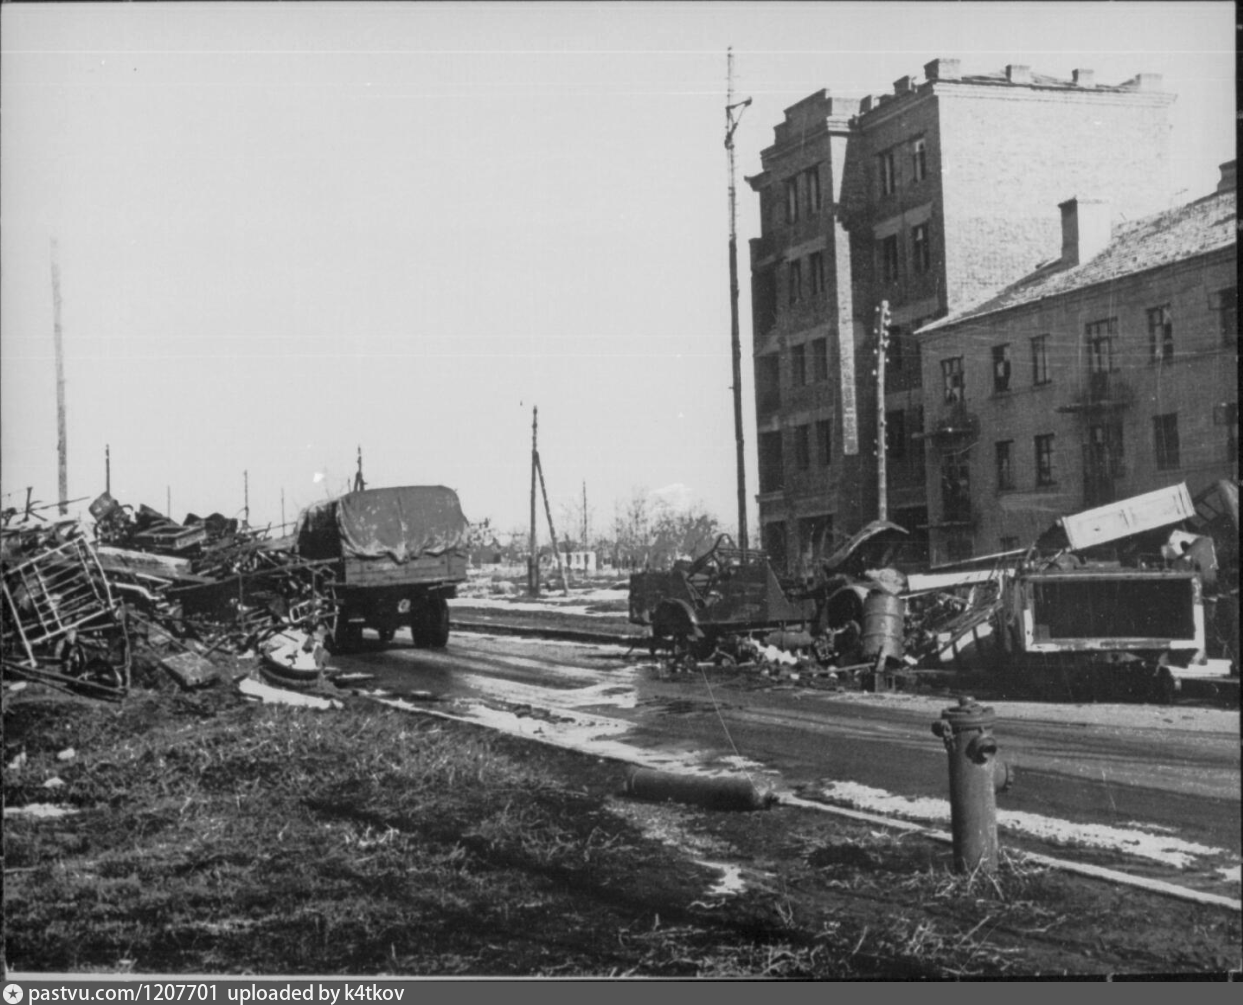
725 48 752 553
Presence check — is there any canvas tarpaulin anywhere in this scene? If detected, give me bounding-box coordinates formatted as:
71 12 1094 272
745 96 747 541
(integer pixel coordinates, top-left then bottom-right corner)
296 486 469 564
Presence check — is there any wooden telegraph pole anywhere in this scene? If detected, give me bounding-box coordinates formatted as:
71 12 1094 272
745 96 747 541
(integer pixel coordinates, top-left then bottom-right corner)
528 407 539 596
726 49 752 553
875 301 891 521
51 238 68 516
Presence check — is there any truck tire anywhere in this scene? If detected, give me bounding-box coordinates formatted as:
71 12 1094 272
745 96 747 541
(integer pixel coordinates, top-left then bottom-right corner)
411 596 450 649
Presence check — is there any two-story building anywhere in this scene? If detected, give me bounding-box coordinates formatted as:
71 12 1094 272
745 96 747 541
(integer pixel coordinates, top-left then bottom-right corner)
916 164 1237 565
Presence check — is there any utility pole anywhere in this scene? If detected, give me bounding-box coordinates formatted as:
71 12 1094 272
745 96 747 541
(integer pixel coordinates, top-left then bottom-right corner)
726 48 752 554
243 470 250 530
105 444 111 495
875 300 891 522
582 480 588 548
535 453 569 595
167 486 171 520
353 446 366 493
281 488 286 533
528 406 539 596
50 238 68 515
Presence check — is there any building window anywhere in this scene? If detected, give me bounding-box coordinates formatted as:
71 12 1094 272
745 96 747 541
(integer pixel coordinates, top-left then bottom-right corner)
812 338 828 382
880 234 900 282
759 431 784 493
1034 433 1056 486
1086 317 1118 400
1216 402 1238 461
940 454 971 522
887 329 904 373
879 149 897 196
808 250 825 295
992 344 1012 393
911 137 927 182
1031 334 1050 385
788 259 803 305
816 419 832 466
995 440 1014 491
1215 288 1237 345
784 176 799 224
911 223 930 274
1147 305 1173 362
794 424 811 470
790 342 807 386
803 166 821 214
941 356 964 404
1086 421 1125 505
755 354 780 414
885 409 906 459
1153 413 1180 470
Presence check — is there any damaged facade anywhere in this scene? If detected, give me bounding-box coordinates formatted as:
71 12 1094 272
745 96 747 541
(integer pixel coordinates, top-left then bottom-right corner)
917 166 1238 564
747 58 1180 575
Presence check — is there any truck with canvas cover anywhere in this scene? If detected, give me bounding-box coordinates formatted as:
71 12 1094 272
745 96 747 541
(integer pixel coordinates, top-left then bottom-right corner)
295 485 469 650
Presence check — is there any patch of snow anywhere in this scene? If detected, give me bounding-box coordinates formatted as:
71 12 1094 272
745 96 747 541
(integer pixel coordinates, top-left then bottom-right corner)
237 677 342 709
1217 865 1241 883
815 780 1234 869
5 803 77 819
696 860 747 898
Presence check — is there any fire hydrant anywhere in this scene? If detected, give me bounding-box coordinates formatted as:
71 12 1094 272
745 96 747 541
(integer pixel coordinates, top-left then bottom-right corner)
931 696 1000 875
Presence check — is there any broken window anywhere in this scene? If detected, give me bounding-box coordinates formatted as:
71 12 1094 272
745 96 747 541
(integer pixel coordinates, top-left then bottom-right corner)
940 453 972 522
785 176 800 224
1147 304 1173 362
1031 334 1050 386
886 409 906 459
790 342 807 386
995 440 1014 491
758 431 784 493
1035 433 1056 486
1214 287 1237 345
992 344 1011 393
788 259 803 305
941 356 964 404
755 354 781 414
811 337 828 382
1153 413 1180 470
816 419 832 466
911 137 928 182
808 250 825 295
804 165 822 213
878 149 897 195
795 424 811 470
1086 317 1118 400
880 235 900 283
911 223 930 274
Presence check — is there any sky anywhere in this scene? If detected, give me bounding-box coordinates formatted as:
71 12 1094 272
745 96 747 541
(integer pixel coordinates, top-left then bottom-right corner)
1 1 1234 541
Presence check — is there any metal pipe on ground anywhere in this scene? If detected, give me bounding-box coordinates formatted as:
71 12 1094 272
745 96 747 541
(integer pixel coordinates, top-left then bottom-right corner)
624 768 775 811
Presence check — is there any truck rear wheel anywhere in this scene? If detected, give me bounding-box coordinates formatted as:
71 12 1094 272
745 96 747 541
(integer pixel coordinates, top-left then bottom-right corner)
411 596 450 649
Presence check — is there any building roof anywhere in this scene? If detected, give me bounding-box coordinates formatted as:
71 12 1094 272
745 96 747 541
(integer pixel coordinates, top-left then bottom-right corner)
918 187 1236 337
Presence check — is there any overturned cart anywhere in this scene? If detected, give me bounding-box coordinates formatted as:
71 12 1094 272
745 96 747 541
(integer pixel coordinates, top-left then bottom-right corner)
628 534 814 665
295 486 469 651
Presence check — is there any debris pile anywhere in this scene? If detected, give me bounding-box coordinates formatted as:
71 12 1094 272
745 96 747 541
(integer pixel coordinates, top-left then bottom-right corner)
3 492 344 700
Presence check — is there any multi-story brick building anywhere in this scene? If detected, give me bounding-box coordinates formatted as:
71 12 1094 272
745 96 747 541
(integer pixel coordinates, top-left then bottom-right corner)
746 59 1177 574
917 164 1237 565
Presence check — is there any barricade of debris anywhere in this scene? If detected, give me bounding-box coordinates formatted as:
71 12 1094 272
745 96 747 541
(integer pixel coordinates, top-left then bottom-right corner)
3 490 344 701
630 481 1238 699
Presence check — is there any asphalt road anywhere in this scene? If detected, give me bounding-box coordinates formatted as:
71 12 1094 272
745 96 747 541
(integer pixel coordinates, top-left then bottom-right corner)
329 625 1242 902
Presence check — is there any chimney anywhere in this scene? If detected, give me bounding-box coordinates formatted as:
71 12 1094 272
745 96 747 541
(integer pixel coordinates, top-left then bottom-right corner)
859 95 875 113
1218 160 1237 193
894 75 914 95
924 58 960 81
1072 68 1095 88
1124 72 1164 92
1059 198 1112 266
1006 64 1032 84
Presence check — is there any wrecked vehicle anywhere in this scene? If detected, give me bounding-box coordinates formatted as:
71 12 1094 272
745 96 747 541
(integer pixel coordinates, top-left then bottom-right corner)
628 534 814 666
295 485 469 651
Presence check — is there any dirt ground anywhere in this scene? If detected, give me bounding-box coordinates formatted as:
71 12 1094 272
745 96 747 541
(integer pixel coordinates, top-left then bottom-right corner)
4 677 1239 980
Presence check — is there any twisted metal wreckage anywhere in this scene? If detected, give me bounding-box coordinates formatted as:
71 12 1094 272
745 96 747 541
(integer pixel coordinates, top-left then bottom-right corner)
2 491 341 700
629 481 1238 700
